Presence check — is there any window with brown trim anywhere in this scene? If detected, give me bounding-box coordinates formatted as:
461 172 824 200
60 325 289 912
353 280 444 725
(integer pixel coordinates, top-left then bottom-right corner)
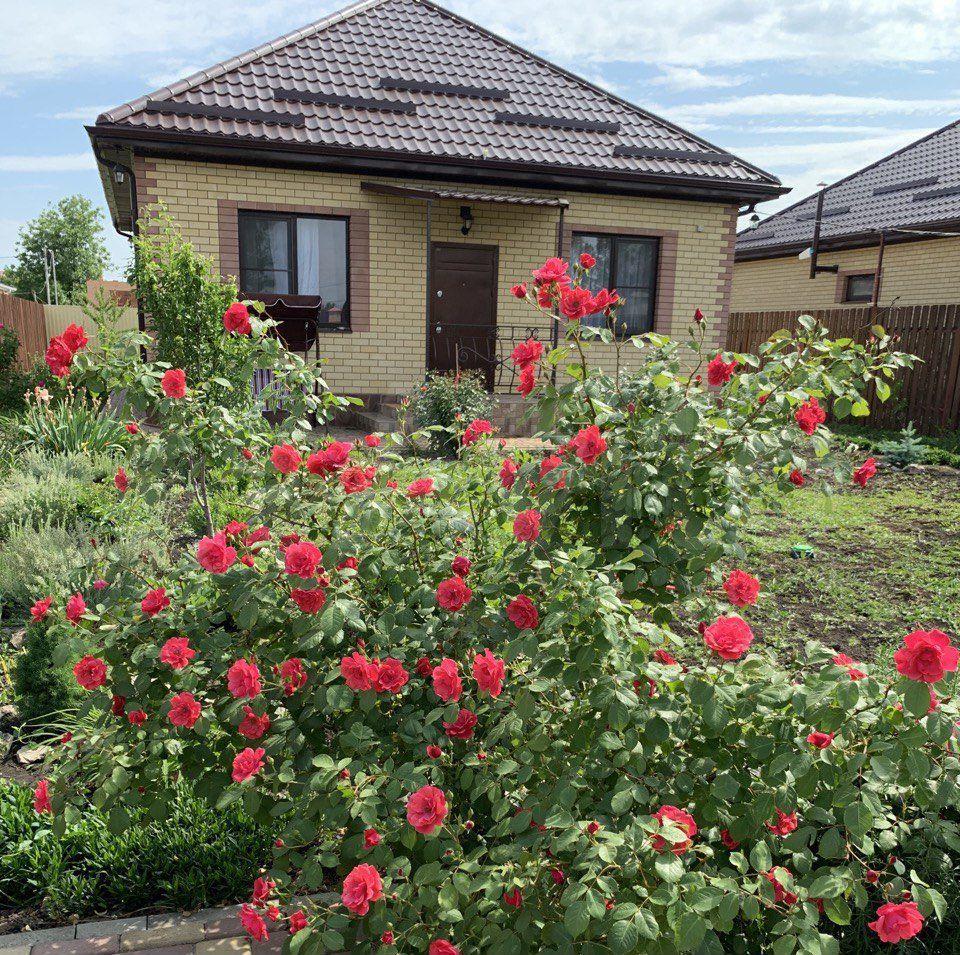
844 273 875 304
569 232 659 334
239 211 350 326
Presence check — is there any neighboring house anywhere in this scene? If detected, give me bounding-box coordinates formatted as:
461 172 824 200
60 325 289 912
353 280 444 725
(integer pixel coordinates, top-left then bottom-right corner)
87 279 137 308
0 281 15 295
734 120 960 312
87 0 782 409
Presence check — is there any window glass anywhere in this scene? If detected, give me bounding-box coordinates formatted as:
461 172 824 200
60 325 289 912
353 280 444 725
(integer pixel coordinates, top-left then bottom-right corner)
845 274 874 302
239 216 290 294
297 218 348 317
569 233 658 334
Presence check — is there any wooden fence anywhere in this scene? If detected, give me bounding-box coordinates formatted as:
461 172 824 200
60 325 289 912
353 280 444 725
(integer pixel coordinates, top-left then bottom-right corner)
0 292 47 371
727 304 960 433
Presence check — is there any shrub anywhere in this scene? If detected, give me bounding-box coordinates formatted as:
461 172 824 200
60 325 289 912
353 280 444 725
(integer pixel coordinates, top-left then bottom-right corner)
18 386 126 457
0 780 273 921
0 324 30 413
133 207 249 407
39 268 960 955
408 371 494 455
13 619 84 727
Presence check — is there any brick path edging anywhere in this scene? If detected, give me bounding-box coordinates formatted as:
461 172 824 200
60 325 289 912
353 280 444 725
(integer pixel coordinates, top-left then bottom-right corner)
0 903 339 955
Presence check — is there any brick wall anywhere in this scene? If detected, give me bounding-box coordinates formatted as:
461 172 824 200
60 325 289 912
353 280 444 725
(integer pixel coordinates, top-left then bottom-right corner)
732 236 960 312
136 156 738 397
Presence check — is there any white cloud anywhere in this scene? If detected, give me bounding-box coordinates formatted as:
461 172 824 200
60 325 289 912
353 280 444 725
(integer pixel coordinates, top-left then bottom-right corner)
651 66 747 91
0 152 96 172
49 105 113 120
143 64 208 91
668 94 960 124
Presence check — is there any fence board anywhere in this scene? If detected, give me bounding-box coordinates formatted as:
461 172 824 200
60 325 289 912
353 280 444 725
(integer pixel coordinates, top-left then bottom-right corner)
727 304 960 433
0 292 47 371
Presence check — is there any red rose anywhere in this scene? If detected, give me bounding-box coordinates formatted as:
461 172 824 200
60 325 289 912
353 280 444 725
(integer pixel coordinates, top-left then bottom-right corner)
381 932 394 946
305 440 352 475
160 637 195 669
894 629 959 682
65 592 87 624
539 454 561 481
703 615 754 660
127 709 147 726
240 904 268 942
513 509 541 543
510 283 527 299
588 288 619 315
93 579 108 590
284 541 322 579
244 525 271 546
339 465 373 494
651 805 697 854
436 576 472 612
432 658 462 701
806 730 833 749
30 596 52 623
227 658 262 698
517 363 536 397
270 443 301 475
706 354 737 387
251 876 275 906
788 469 805 487
416 656 433 677
722 569 760 607
73 654 105 689
868 901 924 943
288 911 307 934
833 652 866 680
506 594 539 631
462 418 493 446
341 863 383 916
223 302 252 335
427 744 442 759
406 477 435 498
61 323 88 352
232 747 266 783
34 779 52 814
110 695 127 717
197 533 237 573
443 708 478 739
579 252 596 269
223 520 248 538
114 466 129 492
550 868 566 885
161 368 186 398
510 338 544 368
429 941 460 955
363 828 381 848
559 285 593 321
794 396 826 435
341 652 378 691
720 829 739 850
406 785 448 834
503 888 522 909
694 308 705 324
239 706 271 740
374 657 409 694
290 586 326 614
241 447 254 460
364 434 381 447
280 658 307 695
532 257 570 287
473 649 505 697
451 555 471 578
766 808 798 836
764 868 797 906
570 424 607 464
141 586 170 617
499 458 518 489
44 336 74 377
168 691 202 728
853 457 877 488
654 648 678 666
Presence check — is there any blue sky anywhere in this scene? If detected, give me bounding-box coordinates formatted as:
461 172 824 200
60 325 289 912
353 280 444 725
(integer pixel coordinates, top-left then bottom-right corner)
3 0 960 279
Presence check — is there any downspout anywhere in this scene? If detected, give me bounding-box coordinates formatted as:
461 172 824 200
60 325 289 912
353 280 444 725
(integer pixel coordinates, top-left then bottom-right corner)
424 199 434 377
551 204 565 384
871 230 886 320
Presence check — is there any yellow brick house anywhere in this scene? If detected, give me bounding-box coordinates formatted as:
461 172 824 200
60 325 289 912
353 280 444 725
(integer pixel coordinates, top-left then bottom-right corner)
88 0 782 417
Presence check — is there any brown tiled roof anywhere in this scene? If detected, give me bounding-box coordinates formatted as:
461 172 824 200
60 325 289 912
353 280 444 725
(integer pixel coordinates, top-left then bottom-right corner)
91 0 781 200
737 119 960 259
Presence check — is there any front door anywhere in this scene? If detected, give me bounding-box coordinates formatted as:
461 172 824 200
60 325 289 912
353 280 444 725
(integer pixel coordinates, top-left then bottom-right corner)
428 243 498 386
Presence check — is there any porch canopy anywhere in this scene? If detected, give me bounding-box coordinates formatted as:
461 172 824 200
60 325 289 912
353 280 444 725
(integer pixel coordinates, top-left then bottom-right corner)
359 181 568 371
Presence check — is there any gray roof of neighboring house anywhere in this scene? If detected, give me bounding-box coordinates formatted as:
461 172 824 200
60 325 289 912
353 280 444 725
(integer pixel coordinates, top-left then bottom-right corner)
737 119 960 260
89 0 781 203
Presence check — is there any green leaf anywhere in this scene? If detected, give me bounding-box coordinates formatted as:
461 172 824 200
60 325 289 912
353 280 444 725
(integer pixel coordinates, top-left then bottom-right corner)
824 897 851 926
750 841 772 873
843 802 873 838
636 909 661 940
904 681 932 718
564 900 591 939
675 406 699 435
676 912 707 952
655 853 685 883
608 918 640 953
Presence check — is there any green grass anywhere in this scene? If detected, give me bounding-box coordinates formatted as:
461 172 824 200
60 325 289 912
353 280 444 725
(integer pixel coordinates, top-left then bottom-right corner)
740 468 960 667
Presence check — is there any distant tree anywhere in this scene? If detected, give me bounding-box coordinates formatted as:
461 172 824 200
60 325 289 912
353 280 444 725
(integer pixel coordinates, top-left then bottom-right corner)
8 195 111 303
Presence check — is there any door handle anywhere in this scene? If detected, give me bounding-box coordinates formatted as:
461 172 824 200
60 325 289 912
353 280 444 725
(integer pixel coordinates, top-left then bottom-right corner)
435 325 442 333
436 290 443 298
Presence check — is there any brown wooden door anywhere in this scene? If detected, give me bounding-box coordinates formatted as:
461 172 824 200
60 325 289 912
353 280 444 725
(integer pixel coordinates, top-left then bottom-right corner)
429 243 498 385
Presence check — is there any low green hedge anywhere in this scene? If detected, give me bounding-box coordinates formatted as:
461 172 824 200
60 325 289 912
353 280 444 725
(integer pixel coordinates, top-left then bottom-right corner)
0 781 274 922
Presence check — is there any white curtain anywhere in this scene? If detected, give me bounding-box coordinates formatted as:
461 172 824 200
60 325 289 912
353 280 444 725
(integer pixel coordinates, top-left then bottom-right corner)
296 219 321 296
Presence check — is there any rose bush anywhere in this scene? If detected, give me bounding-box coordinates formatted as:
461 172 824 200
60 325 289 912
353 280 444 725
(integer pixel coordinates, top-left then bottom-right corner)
34 265 960 955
